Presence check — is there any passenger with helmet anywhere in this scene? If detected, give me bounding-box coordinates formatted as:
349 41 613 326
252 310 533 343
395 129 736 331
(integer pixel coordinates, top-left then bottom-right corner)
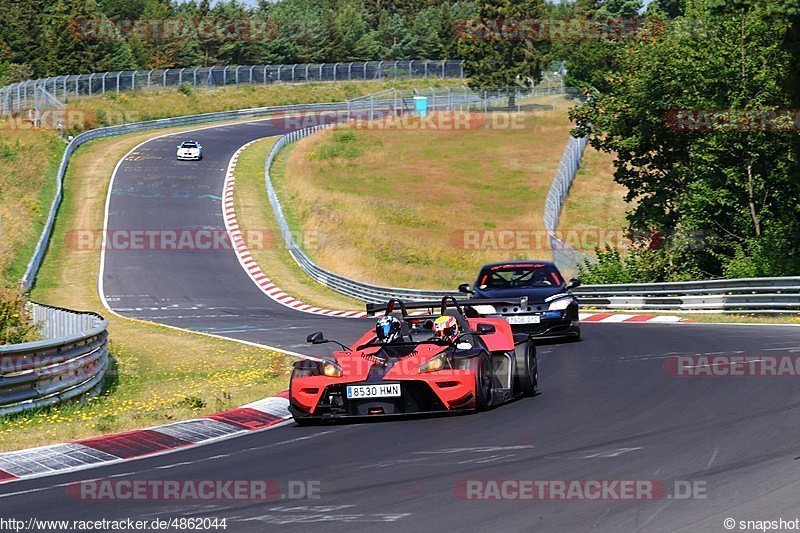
375 315 403 344
433 315 461 343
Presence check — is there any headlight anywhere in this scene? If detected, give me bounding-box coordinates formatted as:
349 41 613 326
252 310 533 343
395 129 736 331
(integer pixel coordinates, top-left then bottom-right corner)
321 360 343 377
419 353 449 374
548 296 574 311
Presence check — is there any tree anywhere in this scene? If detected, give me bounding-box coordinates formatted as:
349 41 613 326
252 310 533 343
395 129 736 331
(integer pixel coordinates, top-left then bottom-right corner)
571 0 800 279
595 0 644 18
459 0 548 92
38 0 137 76
649 0 687 18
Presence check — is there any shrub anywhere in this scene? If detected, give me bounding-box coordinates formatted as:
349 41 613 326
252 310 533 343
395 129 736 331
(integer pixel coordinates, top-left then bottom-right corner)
0 285 39 345
178 82 194 97
314 130 363 159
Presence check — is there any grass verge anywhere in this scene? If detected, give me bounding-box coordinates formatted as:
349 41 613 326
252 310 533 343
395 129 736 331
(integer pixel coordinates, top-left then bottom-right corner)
233 138 361 311
558 146 628 255
0 131 65 283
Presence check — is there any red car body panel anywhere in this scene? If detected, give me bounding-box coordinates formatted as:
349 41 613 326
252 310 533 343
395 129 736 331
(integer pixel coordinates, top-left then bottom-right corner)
467 318 514 351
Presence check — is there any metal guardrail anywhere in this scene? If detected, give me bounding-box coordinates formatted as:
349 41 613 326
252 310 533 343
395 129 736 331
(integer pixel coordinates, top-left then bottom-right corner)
573 278 800 314
266 99 800 314
0 60 466 116
0 303 108 416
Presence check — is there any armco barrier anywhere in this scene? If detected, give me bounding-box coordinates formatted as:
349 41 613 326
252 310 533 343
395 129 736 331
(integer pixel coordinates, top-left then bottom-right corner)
0 304 108 416
573 277 800 314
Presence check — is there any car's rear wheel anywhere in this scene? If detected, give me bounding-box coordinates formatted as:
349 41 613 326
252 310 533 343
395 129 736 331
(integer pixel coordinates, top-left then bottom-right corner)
515 339 538 396
475 354 495 410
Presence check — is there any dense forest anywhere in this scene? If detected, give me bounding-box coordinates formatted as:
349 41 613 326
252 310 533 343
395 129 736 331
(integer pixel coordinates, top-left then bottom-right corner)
0 0 657 84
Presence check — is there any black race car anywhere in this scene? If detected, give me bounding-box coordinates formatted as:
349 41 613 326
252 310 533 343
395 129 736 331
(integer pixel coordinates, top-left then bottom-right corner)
458 261 581 340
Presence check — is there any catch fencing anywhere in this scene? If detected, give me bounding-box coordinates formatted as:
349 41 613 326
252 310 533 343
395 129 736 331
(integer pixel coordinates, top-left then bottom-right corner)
0 61 465 116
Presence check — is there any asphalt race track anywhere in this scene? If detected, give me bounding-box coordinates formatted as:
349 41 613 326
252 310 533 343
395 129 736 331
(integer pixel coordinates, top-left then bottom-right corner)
99 116 360 355
2 119 799 531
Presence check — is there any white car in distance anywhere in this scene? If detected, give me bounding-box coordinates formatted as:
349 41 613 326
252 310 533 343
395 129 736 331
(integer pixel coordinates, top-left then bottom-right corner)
177 140 203 161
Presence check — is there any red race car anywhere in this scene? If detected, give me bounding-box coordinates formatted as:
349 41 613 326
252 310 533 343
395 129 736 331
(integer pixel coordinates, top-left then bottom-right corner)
288 297 539 424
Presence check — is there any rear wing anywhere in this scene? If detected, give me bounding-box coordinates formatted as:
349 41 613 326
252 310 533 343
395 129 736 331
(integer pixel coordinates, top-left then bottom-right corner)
365 296 528 318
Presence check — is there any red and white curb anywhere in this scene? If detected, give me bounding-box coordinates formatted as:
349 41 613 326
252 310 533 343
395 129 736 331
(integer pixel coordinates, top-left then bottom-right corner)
580 312 692 323
223 140 368 319
0 393 291 484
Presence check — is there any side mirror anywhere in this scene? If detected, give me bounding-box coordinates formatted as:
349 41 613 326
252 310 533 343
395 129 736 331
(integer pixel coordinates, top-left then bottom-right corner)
567 278 581 290
307 332 326 345
458 283 474 294
476 323 496 335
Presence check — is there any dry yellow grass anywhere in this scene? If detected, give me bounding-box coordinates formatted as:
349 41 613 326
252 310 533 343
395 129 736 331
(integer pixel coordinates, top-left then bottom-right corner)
558 147 629 256
0 127 64 282
274 96 581 289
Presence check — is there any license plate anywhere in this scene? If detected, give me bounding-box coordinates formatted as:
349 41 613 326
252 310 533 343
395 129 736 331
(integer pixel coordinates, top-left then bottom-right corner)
346 384 401 399
506 315 541 325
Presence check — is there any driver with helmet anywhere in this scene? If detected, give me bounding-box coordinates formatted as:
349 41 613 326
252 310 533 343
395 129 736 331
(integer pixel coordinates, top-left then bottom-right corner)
433 315 461 343
375 315 403 344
